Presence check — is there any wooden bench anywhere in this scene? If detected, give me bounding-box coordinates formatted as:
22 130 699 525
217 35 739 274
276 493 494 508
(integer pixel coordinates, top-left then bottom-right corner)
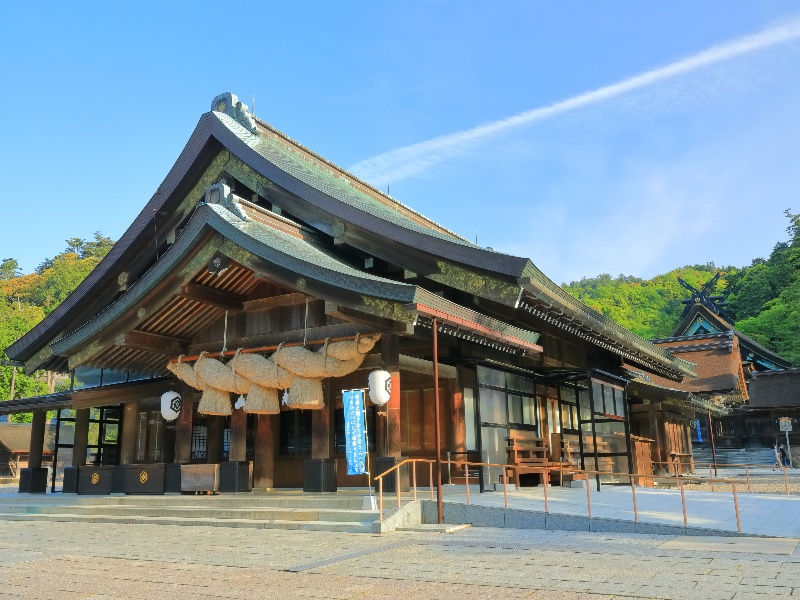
505 436 550 487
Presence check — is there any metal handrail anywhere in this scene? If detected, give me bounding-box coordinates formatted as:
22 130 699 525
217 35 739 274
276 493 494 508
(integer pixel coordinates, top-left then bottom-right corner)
373 458 796 532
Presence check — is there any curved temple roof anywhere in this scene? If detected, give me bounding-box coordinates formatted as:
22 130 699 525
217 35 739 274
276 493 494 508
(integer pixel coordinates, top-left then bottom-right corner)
7 92 695 381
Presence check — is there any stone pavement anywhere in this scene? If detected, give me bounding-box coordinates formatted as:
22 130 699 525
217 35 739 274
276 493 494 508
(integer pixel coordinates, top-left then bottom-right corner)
427 478 800 537
3 519 800 599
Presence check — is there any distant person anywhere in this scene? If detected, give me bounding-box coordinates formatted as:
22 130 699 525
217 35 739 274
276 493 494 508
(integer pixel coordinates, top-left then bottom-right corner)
774 442 782 470
780 444 789 467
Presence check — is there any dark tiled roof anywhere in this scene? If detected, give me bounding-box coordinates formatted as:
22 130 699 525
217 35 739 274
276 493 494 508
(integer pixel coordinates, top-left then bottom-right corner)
0 424 56 453
649 335 745 395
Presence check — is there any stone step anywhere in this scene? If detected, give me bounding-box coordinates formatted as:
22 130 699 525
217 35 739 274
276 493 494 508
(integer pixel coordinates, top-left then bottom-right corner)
0 493 367 510
0 512 375 532
14 504 378 523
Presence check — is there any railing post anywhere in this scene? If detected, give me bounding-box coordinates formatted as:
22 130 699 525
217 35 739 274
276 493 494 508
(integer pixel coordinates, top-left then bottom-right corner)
733 483 741 533
379 478 383 523
543 468 549 514
413 461 418 502
503 474 508 510
586 476 592 519
429 462 434 500
784 467 790 496
465 463 471 506
630 474 638 523
396 468 401 509
746 466 750 494
710 464 714 492
679 478 688 528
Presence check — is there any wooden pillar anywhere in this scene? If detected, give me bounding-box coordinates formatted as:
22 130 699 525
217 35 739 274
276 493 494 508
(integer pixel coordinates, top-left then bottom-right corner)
684 417 695 473
311 384 332 459
253 414 276 489
229 408 247 462
450 378 465 452
175 392 194 463
207 416 224 464
72 408 90 467
120 401 139 465
28 409 46 469
381 334 401 457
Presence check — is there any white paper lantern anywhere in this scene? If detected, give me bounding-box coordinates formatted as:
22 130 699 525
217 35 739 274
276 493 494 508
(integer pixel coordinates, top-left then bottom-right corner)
368 370 392 406
160 390 182 421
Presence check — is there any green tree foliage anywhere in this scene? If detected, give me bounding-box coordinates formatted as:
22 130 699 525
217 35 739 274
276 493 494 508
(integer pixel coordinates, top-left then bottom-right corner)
0 233 115 417
731 210 800 364
565 211 799 366
563 264 733 340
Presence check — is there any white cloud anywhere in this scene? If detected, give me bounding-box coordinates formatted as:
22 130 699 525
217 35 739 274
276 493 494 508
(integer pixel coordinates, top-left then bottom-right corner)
349 14 800 185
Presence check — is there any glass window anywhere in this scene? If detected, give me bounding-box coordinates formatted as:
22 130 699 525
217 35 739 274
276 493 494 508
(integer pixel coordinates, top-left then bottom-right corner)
279 411 312 456
73 366 102 390
506 372 534 394
614 388 625 417
561 386 576 404
101 369 128 386
603 386 614 415
592 382 604 414
191 425 208 460
508 394 524 424
522 396 535 426
464 388 477 451
560 404 573 430
479 388 507 425
477 365 505 388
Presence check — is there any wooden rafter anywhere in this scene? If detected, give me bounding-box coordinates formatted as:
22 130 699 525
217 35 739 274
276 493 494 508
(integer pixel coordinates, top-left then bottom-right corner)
176 282 245 311
114 330 189 356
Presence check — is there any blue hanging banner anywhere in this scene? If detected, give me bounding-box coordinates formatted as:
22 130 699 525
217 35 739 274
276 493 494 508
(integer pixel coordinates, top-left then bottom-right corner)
343 389 367 476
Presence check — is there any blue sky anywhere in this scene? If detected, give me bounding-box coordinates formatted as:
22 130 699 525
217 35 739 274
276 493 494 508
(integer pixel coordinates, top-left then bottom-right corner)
2 1 799 284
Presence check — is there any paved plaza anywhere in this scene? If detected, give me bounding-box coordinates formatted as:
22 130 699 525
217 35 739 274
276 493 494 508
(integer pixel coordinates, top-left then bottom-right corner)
3 519 800 599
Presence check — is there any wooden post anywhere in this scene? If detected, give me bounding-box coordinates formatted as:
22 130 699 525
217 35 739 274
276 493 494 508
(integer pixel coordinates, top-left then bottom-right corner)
175 392 193 463
228 408 247 462
119 401 139 464
72 408 90 467
207 416 224 464
708 411 718 477
432 318 444 525
253 414 276 489
28 409 46 469
311 399 331 459
381 335 401 457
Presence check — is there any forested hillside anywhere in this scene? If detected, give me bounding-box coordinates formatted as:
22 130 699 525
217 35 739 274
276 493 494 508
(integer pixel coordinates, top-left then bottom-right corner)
0 233 114 417
565 210 800 365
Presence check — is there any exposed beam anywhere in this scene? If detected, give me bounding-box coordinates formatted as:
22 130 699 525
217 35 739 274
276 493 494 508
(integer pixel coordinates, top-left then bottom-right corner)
243 292 309 312
325 302 392 329
361 353 458 378
187 322 379 356
114 330 188 357
176 282 245 311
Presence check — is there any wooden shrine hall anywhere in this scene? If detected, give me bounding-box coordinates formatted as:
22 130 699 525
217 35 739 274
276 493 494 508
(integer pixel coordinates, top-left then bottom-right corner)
3 93 697 495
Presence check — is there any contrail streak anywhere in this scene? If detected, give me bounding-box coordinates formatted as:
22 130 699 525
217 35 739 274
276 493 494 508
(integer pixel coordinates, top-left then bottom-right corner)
349 16 800 184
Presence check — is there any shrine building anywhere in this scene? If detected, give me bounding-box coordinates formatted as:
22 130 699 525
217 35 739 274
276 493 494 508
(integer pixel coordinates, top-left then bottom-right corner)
2 93 697 495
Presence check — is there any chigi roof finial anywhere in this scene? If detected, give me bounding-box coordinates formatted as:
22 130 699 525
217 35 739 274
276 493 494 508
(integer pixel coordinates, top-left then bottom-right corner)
211 92 257 134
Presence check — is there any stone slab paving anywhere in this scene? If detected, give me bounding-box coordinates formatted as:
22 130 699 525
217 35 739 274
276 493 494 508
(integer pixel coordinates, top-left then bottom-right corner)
431 481 800 536
4 520 800 599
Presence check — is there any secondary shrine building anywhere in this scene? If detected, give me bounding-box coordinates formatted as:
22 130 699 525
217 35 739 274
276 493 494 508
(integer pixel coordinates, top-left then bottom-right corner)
3 93 697 494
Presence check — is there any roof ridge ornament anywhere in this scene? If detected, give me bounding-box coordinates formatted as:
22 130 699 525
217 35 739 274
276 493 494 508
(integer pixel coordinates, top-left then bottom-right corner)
211 92 257 134
204 181 249 221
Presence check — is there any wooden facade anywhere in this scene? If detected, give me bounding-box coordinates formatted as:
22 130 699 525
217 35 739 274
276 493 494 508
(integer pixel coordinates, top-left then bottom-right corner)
4 93 698 493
